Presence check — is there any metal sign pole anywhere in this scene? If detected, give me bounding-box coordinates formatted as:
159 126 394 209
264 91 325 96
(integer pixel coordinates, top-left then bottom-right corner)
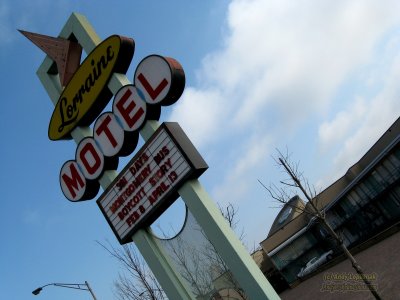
179 180 281 300
139 120 281 299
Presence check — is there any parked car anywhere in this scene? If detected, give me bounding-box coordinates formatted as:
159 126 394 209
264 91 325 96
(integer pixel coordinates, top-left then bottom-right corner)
297 250 333 278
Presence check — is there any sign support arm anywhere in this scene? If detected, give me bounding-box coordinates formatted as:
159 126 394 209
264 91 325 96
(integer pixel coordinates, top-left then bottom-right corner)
179 179 281 300
132 229 196 300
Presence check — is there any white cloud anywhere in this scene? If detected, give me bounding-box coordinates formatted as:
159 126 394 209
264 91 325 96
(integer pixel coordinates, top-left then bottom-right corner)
317 37 400 186
334 67 400 169
212 132 273 205
171 0 400 147
168 0 400 244
318 96 367 153
169 87 225 148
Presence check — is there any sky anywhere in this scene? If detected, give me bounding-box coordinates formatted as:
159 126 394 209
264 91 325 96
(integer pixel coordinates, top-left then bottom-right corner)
1 0 400 299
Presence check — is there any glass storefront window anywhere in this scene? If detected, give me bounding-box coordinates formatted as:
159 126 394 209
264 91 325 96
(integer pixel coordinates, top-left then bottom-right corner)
375 164 391 182
342 228 358 245
326 210 342 228
387 154 400 180
355 185 370 205
388 152 400 168
389 186 400 206
273 232 317 270
340 198 358 216
363 175 380 197
382 159 397 182
394 148 400 160
348 191 362 206
376 201 392 220
347 194 358 207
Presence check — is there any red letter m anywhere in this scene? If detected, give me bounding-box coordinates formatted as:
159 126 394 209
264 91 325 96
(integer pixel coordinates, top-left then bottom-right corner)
62 162 85 199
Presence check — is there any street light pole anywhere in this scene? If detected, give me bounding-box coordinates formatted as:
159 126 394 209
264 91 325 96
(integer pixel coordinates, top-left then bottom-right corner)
32 281 97 299
85 281 97 300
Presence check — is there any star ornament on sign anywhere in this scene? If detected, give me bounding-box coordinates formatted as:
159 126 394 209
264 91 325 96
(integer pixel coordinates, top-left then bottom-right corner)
20 12 186 201
18 29 83 87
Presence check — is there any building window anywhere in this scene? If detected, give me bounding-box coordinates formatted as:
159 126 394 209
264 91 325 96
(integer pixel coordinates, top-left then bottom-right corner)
388 152 400 169
382 159 398 183
346 194 358 207
394 148 400 160
361 203 385 228
326 210 343 229
375 164 391 183
364 174 382 196
354 185 370 205
389 186 400 207
336 204 350 219
377 194 393 216
272 233 317 270
348 191 363 206
341 228 358 246
340 200 356 217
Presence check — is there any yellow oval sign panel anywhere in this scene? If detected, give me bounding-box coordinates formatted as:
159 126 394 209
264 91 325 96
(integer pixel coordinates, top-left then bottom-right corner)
49 35 135 140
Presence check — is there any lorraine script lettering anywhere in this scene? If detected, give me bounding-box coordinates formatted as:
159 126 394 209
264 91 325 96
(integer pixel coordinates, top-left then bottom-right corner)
58 45 115 133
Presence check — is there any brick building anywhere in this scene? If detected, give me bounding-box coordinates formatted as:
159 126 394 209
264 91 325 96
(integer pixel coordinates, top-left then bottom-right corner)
257 116 400 296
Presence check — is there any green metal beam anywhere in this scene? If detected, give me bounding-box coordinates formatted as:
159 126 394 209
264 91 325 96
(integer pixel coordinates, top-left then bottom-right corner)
179 180 281 300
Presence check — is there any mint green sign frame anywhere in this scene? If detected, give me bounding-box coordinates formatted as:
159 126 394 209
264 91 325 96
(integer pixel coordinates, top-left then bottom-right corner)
37 13 280 300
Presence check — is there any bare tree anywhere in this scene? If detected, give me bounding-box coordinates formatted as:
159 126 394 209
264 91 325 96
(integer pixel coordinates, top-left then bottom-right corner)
259 149 382 300
218 203 245 243
165 232 216 298
99 203 248 300
160 204 247 299
203 203 247 299
97 241 166 300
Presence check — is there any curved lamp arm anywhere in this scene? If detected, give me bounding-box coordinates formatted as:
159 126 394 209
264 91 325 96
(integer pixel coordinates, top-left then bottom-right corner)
32 281 97 300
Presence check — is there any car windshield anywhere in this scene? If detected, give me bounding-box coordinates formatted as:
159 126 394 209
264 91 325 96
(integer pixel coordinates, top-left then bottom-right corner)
308 257 318 264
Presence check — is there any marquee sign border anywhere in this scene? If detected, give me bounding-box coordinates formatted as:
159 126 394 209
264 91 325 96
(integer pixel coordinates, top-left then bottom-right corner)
97 122 208 244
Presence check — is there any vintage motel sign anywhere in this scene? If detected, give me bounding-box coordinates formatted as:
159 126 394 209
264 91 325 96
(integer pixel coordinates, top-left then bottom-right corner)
22 12 280 300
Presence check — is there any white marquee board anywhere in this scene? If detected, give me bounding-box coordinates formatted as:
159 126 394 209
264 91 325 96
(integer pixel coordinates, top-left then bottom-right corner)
97 122 208 244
